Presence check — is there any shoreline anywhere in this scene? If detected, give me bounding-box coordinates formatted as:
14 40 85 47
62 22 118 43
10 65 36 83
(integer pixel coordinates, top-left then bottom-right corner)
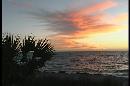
23 72 128 86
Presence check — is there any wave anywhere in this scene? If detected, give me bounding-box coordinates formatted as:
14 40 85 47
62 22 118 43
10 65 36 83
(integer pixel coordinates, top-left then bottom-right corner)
41 51 128 77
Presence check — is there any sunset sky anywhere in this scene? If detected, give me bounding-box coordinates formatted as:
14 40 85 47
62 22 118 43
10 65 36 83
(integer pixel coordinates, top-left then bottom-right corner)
2 0 128 51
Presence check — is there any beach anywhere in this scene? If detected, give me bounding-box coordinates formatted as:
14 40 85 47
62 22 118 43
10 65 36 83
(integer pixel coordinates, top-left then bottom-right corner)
22 71 128 86
7 51 128 86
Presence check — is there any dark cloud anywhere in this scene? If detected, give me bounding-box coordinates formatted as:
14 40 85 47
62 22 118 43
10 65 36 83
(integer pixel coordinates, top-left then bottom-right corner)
27 3 119 50
27 9 78 34
28 7 117 37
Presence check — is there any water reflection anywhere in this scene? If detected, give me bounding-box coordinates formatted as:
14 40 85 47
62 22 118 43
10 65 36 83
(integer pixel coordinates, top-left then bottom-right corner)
42 51 128 77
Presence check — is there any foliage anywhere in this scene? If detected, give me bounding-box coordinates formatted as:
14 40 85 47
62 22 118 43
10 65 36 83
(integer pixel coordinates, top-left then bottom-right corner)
20 35 55 76
2 33 22 85
2 33 55 85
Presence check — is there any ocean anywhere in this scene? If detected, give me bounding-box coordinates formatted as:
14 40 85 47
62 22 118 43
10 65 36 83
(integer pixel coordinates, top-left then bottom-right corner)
41 51 128 78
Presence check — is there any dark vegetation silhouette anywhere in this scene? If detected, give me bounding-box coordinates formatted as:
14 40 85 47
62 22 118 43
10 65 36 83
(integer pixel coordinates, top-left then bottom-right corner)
2 33 128 86
2 33 55 86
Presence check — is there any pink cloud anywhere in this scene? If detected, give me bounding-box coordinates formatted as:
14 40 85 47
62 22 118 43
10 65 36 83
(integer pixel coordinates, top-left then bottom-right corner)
30 0 127 51
73 0 118 16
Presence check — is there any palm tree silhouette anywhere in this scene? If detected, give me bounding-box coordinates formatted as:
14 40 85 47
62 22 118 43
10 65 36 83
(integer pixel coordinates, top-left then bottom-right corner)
2 33 55 86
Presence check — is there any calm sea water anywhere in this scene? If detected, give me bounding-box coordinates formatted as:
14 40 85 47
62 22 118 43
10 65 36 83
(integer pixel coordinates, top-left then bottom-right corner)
41 51 128 77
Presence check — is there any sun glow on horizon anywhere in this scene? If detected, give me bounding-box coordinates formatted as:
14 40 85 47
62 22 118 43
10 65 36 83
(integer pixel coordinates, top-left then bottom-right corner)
3 0 128 51
49 0 128 51
78 29 128 50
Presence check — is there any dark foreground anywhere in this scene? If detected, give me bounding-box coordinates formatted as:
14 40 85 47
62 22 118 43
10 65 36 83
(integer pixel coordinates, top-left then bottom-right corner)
6 72 128 86
14 72 127 86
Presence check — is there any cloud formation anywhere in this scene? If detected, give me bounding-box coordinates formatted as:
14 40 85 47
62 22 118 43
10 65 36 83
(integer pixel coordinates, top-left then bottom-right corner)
73 0 118 16
29 0 127 50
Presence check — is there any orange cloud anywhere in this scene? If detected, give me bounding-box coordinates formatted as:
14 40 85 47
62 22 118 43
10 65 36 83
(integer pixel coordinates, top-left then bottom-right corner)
30 0 127 51
50 5 127 50
73 0 118 16
51 35 98 51
65 1 119 38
